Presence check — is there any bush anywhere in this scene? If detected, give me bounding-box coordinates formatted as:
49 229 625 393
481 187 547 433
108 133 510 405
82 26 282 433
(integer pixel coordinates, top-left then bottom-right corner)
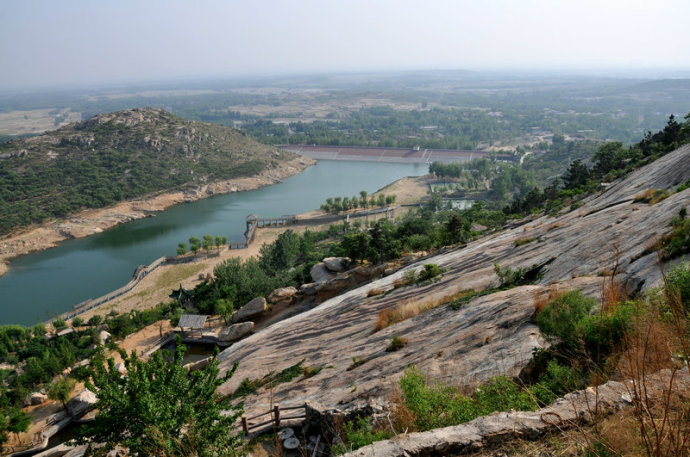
332 417 393 455
536 290 596 348
579 302 636 356
71 317 84 328
529 359 582 405
397 367 537 432
417 263 443 282
666 260 690 312
52 319 67 332
87 315 102 327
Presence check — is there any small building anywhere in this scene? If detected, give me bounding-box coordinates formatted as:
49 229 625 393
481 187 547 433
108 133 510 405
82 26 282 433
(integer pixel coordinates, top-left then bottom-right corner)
177 314 207 338
169 284 193 305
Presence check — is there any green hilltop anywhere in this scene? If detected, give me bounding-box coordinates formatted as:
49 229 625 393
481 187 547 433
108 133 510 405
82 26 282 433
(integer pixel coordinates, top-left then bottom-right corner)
0 108 296 235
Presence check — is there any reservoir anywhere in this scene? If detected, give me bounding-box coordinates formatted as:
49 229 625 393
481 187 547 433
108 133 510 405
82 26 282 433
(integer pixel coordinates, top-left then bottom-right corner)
0 160 426 325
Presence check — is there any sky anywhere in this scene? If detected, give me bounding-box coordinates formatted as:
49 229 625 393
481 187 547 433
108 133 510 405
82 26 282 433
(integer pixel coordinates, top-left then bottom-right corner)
1 0 690 88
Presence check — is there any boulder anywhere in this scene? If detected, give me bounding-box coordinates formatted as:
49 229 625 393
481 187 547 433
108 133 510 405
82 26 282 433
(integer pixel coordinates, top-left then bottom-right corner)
268 286 298 304
323 257 348 273
114 362 127 376
98 330 111 345
309 262 334 283
24 392 48 406
232 297 267 323
67 389 97 417
300 283 319 295
218 322 254 342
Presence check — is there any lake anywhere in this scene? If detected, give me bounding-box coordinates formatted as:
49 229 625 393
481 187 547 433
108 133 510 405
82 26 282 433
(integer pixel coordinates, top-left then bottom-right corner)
0 160 426 325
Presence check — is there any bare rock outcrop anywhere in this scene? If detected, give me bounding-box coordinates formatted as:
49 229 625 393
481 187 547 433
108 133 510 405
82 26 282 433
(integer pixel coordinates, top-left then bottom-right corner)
218 322 254 342
268 286 298 304
231 297 267 323
217 145 689 420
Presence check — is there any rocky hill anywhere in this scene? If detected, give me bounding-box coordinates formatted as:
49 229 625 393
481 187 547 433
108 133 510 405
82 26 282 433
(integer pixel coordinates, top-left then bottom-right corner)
0 108 297 236
216 145 689 421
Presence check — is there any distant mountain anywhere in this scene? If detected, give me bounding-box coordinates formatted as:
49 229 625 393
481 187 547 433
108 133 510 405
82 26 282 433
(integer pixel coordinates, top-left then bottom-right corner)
0 107 296 235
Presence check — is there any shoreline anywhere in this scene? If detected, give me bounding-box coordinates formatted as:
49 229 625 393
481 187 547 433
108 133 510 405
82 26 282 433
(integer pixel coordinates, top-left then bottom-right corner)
0 156 315 278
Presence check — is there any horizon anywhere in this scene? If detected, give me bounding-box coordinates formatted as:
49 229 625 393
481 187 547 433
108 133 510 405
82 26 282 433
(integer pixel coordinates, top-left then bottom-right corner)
2 0 690 90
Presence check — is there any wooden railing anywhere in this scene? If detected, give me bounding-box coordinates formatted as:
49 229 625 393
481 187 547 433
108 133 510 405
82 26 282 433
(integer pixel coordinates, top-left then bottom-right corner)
239 403 307 435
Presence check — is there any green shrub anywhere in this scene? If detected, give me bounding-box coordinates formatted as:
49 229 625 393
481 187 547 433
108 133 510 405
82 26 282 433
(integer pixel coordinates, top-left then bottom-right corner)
529 359 582 405
71 317 84 328
666 261 690 312
579 302 636 356
417 263 443 281
398 367 537 432
331 417 393 455
87 315 102 327
52 319 67 331
473 376 537 413
536 290 596 348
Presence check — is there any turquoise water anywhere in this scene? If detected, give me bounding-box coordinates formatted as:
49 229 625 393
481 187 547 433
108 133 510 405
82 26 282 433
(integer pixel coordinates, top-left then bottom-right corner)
0 160 426 325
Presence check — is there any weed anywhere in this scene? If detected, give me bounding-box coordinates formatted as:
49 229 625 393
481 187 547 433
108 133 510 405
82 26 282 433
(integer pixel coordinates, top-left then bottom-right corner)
386 335 408 352
301 365 322 378
347 356 367 371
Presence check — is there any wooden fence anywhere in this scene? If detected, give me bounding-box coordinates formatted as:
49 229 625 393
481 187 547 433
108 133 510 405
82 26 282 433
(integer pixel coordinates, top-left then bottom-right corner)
239 403 307 435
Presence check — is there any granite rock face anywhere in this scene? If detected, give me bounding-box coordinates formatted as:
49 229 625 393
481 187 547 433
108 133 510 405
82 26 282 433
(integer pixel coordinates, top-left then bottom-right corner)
217 145 690 419
231 297 267 323
218 322 254 342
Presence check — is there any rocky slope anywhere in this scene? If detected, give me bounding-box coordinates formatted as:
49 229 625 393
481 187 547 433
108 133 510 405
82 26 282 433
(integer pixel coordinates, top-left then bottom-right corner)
0 107 301 237
216 144 689 415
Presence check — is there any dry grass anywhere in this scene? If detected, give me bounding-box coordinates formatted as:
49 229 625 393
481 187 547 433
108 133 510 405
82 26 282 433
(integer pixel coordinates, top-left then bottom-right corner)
374 297 438 331
547 223 562 231
367 288 385 297
633 188 670 205
532 285 562 314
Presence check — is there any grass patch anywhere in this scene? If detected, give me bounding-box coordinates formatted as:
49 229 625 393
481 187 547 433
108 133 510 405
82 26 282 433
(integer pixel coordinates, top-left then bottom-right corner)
394 367 537 432
386 335 408 352
222 359 306 403
155 263 207 289
347 356 368 371
514 237 536 247
633 188 670 204
367 288 385 297
302 365 322 378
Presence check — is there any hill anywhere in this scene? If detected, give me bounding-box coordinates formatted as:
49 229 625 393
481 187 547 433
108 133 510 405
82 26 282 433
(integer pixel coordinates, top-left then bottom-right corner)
215 144 689 453
0 108 298 236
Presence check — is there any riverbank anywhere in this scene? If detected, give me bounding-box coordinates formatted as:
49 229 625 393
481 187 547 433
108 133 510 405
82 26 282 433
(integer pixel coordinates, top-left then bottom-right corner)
70 175 430 322
0 156 315 278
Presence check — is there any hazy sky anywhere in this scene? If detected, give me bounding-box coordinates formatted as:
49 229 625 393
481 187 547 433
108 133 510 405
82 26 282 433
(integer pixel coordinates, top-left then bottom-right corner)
2 0 689 88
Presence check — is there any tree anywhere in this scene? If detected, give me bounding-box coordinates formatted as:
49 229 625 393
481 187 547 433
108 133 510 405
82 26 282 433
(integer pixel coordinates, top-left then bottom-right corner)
87 315 102 327
71 317 84 328
1 407 31 444
563 159 590 189
215 236 223 250
176 242 187 256
214 299 233 325
48 376 76 408
53 319 67 332
77 342 242 456
202 235 213 252
360 190 368 208
189 236 201 254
